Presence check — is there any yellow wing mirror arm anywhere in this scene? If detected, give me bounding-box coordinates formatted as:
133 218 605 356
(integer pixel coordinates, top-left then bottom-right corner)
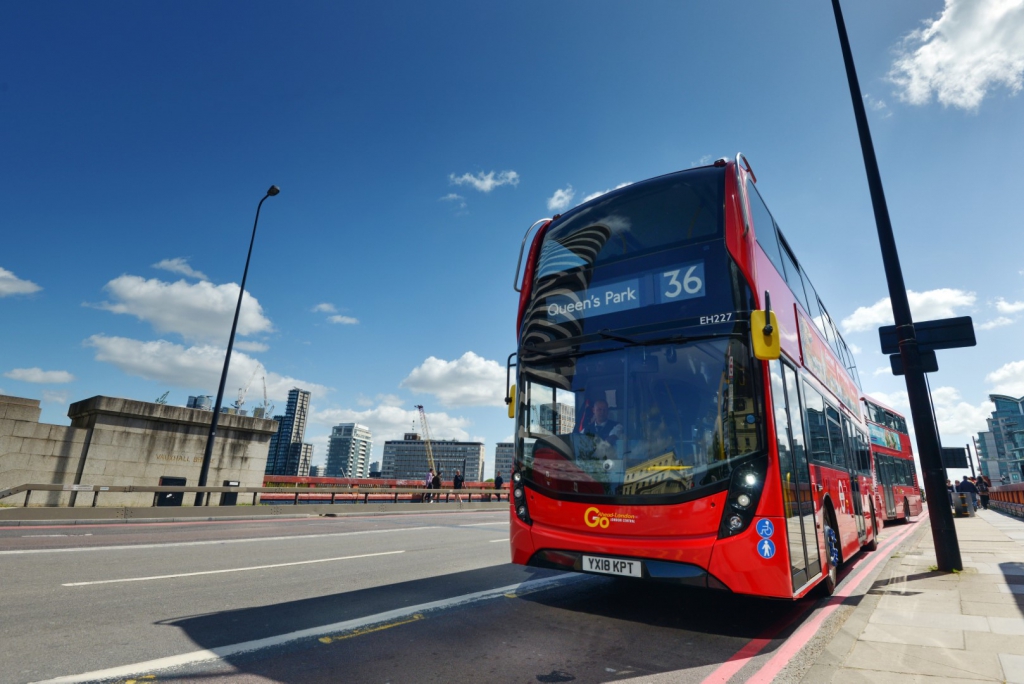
751 291 781 361
507 385 516 419
505 352 517 419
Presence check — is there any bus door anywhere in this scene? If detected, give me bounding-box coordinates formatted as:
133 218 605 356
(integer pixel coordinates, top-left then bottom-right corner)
842 418 866 540
770 361 821 592
878 455 897 518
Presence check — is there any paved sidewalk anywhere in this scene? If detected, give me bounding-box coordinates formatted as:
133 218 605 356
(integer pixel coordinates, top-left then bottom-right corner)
806 509 1024 683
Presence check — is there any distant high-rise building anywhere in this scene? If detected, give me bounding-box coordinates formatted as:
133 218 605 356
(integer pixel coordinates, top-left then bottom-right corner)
187 395 213 411
494 443 514 480
265 388 312 476
369 461 382 478
541 403 575 434
977 394 1024 484
326 423 373 478
309 464 326 477
382 433 485 482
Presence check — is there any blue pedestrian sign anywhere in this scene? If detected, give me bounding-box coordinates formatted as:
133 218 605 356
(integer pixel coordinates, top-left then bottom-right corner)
755 519 774 539
757 539 776 559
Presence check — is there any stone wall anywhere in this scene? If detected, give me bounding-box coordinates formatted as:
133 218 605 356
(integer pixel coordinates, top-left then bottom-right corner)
0 394 277 507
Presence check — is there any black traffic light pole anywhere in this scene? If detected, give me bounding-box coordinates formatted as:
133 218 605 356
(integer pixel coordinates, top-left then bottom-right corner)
831 0 961 570
196 186 280 506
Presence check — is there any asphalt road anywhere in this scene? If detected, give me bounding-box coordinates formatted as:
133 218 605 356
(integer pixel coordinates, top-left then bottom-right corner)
0 510 920 684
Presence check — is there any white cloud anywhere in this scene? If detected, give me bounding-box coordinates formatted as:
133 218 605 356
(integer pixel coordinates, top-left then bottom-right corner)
448 170 520 193
873 366 891 376
930 386 995 439
439 193 467 210
95 276 273 343
889 0 1024 110
401 351 505 407
0 267 42 297
978 316 1014 330
582 182 633 203
995 298 1024 314
235 340 269 353
152 258 208 281
328 315 359 325
311 403 471 444
85 334 328 402
866 390 910 412
42 390 69 405
312 303 337 313
690 155 715 167
3 368 75 384
987 359 1024 396
863 93 892 118
849 343 863 355
841 288 976 333
547 185 575 212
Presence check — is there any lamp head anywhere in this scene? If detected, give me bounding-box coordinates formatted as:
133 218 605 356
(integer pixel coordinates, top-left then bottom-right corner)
267 185 280 196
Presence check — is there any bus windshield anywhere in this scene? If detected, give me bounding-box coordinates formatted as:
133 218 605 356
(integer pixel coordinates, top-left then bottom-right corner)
516 336 763 503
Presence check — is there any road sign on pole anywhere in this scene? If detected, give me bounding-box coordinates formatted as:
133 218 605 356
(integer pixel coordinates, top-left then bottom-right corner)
879 316 976 356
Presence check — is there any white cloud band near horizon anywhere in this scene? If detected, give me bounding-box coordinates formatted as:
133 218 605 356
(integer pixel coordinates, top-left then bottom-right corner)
3 367 75 384
448 170 519 193
841 288 975 333
152 257 208 281
401 352 505 407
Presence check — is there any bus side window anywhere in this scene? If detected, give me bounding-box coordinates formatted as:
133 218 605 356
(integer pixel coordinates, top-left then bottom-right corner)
802 383 832 465
858 430 872 476
826 405 847 470
746 179 788 279
778 233 811 315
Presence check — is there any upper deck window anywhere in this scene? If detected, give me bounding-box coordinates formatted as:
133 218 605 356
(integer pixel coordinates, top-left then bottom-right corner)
536 167 725 279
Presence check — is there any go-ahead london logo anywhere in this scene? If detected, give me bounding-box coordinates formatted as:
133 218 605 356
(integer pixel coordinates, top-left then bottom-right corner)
584 507 638 529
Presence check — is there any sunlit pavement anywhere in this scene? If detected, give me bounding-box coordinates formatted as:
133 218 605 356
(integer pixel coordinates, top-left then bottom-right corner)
1 511 924 684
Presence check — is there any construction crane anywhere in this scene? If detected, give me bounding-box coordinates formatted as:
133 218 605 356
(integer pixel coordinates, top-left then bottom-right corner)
259 375 275 418
415 405 436 474
154 391 169 405
233 363 265 412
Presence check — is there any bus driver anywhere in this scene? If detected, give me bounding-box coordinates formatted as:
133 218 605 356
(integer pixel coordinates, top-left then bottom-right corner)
589 399 624 446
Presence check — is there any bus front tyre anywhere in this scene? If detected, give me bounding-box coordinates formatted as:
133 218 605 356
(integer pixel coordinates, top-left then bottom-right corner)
818 514 840 597
864 500 879 552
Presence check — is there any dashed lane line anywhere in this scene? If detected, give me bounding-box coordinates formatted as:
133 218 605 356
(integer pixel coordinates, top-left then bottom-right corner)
62 550 405 586
0 526 440 555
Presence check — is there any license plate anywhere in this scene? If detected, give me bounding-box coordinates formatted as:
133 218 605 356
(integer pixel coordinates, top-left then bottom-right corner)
581 555 643 578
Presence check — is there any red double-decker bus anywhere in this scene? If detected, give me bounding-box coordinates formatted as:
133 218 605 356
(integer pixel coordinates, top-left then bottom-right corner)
506 155 881 598
862 397 922 523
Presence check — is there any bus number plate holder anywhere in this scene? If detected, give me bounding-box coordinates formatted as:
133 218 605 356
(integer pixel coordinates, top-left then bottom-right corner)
581 555 643 578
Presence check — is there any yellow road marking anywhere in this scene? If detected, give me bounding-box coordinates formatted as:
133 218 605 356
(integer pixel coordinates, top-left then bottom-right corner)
318 614 424 644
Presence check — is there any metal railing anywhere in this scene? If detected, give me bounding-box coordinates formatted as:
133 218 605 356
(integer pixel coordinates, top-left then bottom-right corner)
0 483 509 508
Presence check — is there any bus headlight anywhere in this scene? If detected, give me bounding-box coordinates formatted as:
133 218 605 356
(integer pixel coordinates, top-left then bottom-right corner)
718 454 768 539
512 467 532 525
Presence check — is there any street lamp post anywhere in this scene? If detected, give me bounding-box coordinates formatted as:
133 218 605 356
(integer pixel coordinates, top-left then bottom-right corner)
195 185 280 506
831 0 961 570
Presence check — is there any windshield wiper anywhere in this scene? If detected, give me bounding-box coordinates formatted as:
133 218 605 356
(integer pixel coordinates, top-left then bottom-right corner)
596 329 638 344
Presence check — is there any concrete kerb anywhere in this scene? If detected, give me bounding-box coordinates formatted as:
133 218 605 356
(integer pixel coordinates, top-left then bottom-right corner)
793 520 933 684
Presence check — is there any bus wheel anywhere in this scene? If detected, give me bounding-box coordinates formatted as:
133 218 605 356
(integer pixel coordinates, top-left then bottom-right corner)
864 500 879 552
818 513 840 597
902 498 911 524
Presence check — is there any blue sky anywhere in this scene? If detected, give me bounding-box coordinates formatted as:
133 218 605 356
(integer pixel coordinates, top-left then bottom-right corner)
3 0 1023 479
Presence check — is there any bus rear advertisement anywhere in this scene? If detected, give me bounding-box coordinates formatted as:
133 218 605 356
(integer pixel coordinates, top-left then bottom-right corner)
506 156 882 599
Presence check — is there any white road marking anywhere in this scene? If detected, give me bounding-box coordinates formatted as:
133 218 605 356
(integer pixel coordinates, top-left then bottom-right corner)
0 526 440 556
21 534 92 538
488 538 509 543
458 521 509 527
62 550 405 586
31 573 590 684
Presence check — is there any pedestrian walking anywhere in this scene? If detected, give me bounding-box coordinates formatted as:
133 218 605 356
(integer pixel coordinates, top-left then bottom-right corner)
946 479 955 509
453 469 464 503
493 473 504 502
957 475 979 510
424 468 434 503
977 476 990 510
432 469 442 502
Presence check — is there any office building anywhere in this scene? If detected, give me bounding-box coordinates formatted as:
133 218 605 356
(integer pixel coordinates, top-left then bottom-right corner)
265 388 312 476
382 433 485 482
309 464 326 478
369 461 382 478
326 423 373 478
977 394 1024 483
494 443 514 480
541 402 575 434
